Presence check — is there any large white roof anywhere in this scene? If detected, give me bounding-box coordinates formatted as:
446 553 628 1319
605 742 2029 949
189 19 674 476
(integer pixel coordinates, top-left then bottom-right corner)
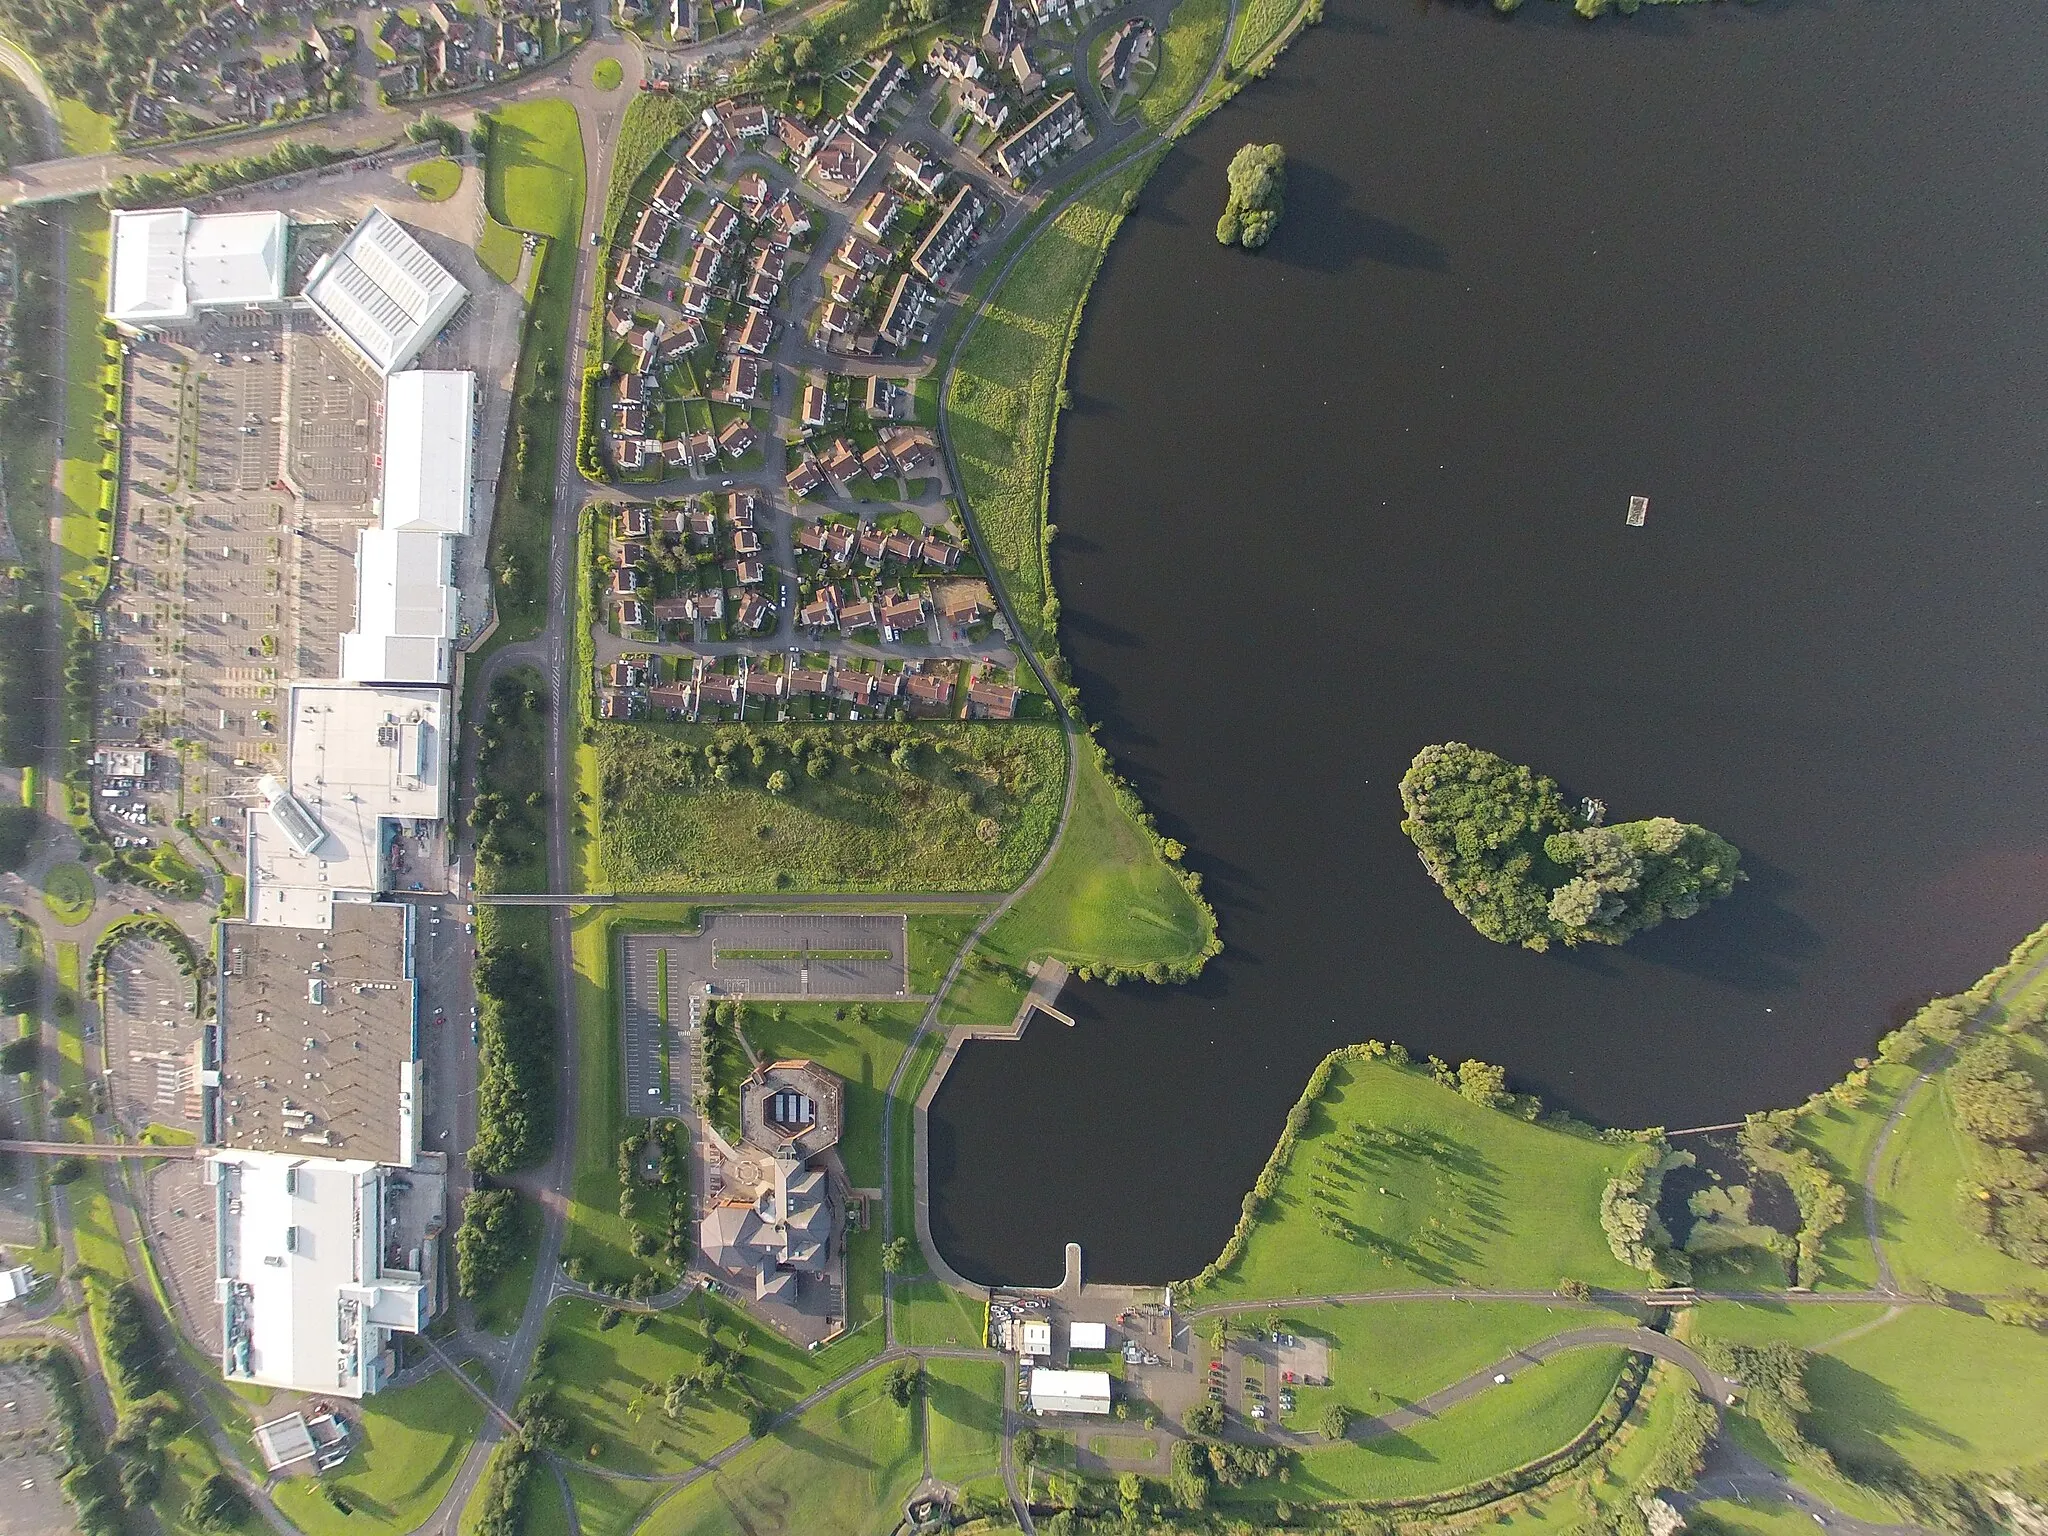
341 527 458 687
380 372 475 536
107 207 288 323
1028 1369 1113 1415
212 1151 426 1397
304 208 467 375
246 682 449 928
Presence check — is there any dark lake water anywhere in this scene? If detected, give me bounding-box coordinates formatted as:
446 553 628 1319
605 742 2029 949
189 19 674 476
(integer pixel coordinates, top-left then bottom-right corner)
927 0 2048 1287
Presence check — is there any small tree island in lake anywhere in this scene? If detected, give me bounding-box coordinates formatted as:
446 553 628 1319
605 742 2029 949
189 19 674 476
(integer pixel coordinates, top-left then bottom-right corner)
1398 742 1743 951
1216 142 1287 249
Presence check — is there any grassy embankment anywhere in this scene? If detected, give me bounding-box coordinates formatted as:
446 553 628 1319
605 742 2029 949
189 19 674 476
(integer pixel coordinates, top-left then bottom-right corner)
1185 1053 1645 1300
941 154 1216 1001
1225 0 1309 70
591 722 1065 894
1140 0 1229 132
632 1368 923 1536
271 1371 489 1536
481 99 584 646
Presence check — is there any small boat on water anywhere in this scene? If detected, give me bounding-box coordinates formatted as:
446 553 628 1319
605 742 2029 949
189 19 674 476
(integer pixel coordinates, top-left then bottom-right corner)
1580 796 1607 826
1626 496 1648 526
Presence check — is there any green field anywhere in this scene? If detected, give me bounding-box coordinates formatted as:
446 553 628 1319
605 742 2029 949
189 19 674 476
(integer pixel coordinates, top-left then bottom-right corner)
41 860 92 924
407 158 462 200
482 98 585 641
1226 1347 1628 1505
924 1358 1004 1488
593 58 624 90
593 723 1065 893
1193 1056 1644 1298
943 744 1214 1024
271 1371 488 1536
740 1000 922 1188
948 156 1158 650
636 1368 923 1536
1140 0 1228 132
1265 1301 1636 1425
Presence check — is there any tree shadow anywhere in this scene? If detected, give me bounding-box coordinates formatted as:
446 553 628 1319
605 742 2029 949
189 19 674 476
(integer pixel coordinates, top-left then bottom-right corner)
1595 854 1821 994
1265 160 1450 277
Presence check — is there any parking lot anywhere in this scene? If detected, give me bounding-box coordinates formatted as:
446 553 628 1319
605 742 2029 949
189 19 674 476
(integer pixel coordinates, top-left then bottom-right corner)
0 1363 79 1536
619 914 909 1122
142 1156 222 1358
102 312 379 848
100 933 205 1138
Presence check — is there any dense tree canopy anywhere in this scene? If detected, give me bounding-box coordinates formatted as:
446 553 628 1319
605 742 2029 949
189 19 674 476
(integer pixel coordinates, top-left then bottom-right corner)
1398 743 1742 950
1215 142 1287 250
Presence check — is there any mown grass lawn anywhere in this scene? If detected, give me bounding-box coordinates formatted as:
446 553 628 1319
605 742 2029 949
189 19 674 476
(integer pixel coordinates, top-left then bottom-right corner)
924 1358 1003 1488
637 1368 923 1536
542 1238 884 1474
948 156 1158 650
482 98 584 641
893 1278 986 1348
964 743 1213 985
488 100 583 238
593 723 1064 893
407 158 462 200
1225 1347 1627 1506
272 1371 487 1536
742 1000 922 1188
1688 1299 2048 1498
1272 1301 1636 1427
1195 1059 1643 1299
1140 0 1227 132
56 211 111 609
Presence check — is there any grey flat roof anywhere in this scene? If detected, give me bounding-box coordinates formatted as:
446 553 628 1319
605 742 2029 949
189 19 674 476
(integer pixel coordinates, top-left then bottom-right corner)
216 902 417 1165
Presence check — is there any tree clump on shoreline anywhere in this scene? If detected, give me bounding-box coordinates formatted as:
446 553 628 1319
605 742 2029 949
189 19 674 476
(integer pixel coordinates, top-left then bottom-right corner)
1398 742 1742 950
1215 142 1287 249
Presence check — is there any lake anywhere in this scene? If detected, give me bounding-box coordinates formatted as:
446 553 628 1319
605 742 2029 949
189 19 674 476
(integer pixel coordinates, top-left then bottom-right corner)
927 0 2048 1286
